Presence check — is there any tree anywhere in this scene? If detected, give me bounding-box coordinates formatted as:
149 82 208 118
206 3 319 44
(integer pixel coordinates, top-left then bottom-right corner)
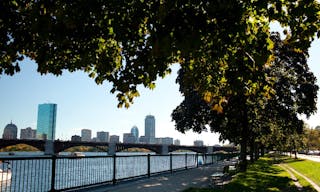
304 127 320 151
172 32 318 171
1 1 319 107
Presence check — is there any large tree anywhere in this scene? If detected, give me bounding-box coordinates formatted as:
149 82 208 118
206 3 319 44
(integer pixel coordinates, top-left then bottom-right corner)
1 1 319 107
172 33 318 171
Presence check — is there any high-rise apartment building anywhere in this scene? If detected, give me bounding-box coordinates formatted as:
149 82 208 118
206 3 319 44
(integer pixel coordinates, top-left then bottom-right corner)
20 127 36 140
37 103 57 140
109 135 120 143
81 129 92 141
97 131 109 142
130 126 139 143
2 122 18 139
145 115 155 144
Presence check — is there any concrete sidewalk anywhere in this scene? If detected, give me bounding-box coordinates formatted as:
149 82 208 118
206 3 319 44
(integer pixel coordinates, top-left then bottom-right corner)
74 164 224 192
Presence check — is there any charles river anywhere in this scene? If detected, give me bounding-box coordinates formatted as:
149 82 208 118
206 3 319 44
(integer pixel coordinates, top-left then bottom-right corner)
0 151 211 192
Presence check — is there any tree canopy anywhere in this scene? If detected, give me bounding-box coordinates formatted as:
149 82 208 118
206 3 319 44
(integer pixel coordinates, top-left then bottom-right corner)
1 0 319 107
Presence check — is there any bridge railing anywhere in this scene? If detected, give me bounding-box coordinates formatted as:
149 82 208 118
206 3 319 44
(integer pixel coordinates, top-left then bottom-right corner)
0 152 239 192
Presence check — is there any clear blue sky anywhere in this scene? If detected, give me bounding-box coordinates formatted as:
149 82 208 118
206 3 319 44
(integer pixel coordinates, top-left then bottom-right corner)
0 39 319 146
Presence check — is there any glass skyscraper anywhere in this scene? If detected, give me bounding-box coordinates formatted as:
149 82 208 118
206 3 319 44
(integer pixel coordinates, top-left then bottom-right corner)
145 115 155 144
36 103 57 140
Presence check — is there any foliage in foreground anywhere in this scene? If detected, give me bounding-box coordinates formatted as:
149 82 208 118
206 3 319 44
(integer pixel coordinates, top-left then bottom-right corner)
1 1 319 107
184 157 316 192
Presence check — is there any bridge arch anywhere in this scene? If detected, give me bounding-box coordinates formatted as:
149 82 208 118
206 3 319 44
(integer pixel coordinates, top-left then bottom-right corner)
0 139 45 152
116 143 162 154
54 141 109 153
168 145 207 154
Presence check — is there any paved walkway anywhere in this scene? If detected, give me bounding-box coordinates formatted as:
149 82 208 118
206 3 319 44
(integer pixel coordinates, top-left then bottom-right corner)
284 164 320 192
278 164 303 191
296 154 320 162
74 164 225 192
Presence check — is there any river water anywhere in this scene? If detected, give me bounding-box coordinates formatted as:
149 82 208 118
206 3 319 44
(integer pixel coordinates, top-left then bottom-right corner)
0 152 210 192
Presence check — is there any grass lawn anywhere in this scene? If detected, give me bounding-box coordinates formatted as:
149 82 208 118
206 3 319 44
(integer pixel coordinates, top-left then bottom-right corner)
184 156 316 192
284 157 320 186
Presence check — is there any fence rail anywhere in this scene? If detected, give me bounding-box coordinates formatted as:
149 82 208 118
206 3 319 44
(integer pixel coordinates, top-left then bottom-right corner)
0 153 238 192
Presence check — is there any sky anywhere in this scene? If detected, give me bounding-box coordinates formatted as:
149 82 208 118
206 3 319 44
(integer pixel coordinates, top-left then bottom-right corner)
0 39 319 146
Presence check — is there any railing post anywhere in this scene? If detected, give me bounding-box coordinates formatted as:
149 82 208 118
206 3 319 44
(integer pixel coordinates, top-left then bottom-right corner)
170 153 173 173
185 153 188 170
50 155 56 192
113 154 116 185
147 154 150 178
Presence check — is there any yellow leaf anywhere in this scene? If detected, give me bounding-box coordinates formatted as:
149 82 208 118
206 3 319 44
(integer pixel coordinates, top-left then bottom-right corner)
212 104 223 114
203 91 212 103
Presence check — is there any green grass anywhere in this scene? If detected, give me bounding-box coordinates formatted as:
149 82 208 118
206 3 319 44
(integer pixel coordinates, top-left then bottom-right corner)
184 156 316 192
284 157 320 186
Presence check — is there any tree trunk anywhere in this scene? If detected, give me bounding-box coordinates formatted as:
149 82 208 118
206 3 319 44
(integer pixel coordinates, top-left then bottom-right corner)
239 138 248 172
239 104 249 172
254 142 259 160
250 139 254 163
261 146 265 156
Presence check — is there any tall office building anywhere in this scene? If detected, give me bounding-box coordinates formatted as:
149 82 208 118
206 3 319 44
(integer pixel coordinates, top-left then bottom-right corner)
97 131 109 142
20 127 36 140
145 115 155 144
130 126 139 143
81 129 92 141
37 103 57 140
2 122 18 139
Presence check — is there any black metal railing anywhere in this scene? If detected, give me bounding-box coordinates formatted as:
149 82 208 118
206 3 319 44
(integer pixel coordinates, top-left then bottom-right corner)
0 152 238 192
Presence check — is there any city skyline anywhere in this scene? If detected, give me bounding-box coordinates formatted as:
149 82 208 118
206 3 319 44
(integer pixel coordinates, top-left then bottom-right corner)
0 38 319 145
1 114 188 145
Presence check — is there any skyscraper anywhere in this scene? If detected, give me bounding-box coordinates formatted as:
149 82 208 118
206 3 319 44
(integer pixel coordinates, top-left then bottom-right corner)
2 122 18 139
81 129 92 141
37 103 57 140
145 115 155 144
130 126 139 143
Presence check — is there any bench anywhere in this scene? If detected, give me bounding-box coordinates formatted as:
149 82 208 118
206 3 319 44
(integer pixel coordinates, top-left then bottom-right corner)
211 172 225 187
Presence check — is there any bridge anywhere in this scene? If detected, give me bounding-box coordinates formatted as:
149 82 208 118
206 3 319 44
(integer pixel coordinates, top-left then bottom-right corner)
0 139 238 155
